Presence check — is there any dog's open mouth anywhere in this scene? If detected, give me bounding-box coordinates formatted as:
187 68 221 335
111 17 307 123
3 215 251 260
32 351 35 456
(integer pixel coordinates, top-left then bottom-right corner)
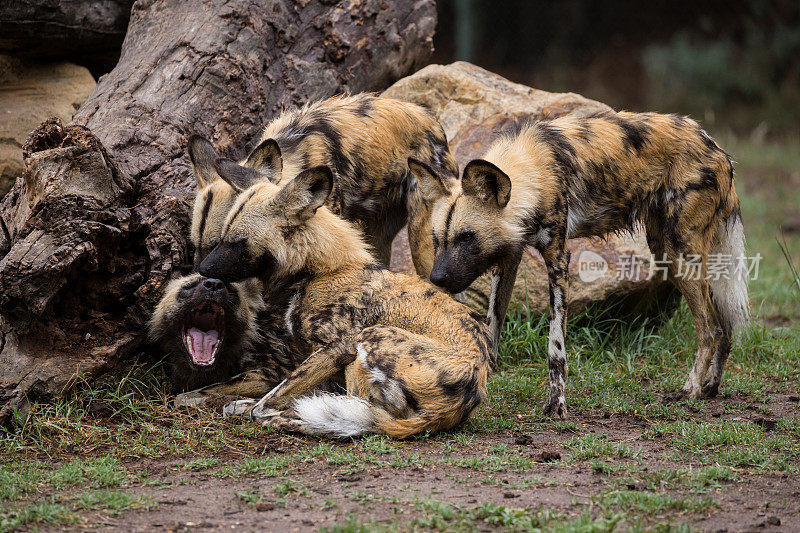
182 301 225 366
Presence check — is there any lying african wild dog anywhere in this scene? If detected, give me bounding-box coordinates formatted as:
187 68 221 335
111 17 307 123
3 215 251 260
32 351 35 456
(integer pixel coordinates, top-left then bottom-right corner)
409 111 749 418
150 93 458 390
148 272 302 393
188 93 457 274
198 166 493 438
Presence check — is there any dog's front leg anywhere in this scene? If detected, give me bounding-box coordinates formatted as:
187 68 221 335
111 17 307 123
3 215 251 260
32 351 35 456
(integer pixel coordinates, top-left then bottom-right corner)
541 243 570 419
488 251 523 355
247 342 357 417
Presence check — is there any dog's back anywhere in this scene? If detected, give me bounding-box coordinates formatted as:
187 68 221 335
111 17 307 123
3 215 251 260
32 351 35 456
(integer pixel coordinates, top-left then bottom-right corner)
485 111 739 240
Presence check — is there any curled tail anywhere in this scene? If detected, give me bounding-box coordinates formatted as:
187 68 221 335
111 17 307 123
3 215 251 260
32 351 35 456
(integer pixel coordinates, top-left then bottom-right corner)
710 210 749 335
292 393 432 439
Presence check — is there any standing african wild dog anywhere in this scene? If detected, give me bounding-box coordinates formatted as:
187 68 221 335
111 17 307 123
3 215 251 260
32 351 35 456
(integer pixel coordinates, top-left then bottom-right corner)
409 111 749 418
187 93 458 273
198 166 493 438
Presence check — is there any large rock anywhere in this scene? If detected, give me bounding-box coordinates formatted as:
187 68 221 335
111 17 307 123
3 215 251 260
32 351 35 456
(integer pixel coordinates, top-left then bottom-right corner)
386 62 677 317
0 56 96 197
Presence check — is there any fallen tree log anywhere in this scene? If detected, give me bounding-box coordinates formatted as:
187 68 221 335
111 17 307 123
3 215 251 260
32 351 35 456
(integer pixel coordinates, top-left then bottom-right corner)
0 0 436 421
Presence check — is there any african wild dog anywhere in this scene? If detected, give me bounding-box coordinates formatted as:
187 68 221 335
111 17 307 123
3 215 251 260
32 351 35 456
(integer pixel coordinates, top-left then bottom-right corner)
187 93 458 273
198 166 493 438
409 111 749 418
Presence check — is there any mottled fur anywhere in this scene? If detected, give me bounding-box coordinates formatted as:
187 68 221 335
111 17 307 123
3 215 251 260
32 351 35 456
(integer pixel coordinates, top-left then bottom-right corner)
189 93 458 272
411 111 748 418
203 167 493 439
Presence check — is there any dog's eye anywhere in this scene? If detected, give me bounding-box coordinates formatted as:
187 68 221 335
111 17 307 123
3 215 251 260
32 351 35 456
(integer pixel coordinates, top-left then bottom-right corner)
456 231 475 244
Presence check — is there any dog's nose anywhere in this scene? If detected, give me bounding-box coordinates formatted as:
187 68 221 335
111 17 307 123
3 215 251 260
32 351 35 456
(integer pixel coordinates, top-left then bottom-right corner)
429 269 449 287
203 278 225 292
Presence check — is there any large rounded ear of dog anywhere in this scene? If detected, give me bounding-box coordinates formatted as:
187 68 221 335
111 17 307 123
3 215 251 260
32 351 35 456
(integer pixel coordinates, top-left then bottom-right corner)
278 166 334 222
213 157 262 192
187 135 222 188
408 158 448 201
462 159 512 208
243 138 283 184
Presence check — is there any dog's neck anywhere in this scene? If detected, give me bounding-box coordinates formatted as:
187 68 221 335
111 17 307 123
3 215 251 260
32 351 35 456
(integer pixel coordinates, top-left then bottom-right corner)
300 208 375 277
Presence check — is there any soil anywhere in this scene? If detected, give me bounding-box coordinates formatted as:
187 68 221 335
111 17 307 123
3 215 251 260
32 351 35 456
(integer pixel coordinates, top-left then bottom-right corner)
37 392 800 533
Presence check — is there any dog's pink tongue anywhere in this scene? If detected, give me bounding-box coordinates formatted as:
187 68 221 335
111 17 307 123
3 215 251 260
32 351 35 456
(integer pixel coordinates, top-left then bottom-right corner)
188 327 219 364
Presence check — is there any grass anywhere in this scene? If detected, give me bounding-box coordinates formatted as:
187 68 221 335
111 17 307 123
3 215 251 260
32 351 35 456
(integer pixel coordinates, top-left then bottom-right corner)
324 498 691 532
0 456 126 502
0 134 797 529
565 434 638 461
648 420 798 471
0 500 76 533
180 457 218 471
72 490 152 514
592 490 715 515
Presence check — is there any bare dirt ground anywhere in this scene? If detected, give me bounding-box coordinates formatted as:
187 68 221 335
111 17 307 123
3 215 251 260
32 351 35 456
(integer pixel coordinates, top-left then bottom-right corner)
30 390 799 533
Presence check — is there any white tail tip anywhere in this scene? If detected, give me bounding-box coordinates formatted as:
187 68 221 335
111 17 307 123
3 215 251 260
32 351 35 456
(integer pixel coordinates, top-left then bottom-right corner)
293 393 374 439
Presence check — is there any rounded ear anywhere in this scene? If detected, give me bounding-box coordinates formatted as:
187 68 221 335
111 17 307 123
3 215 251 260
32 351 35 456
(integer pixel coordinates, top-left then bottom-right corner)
408 158 448 201
243 138 282 184
213 158 262 193
279 166 334 222
461 159 512 208
187 135 221 188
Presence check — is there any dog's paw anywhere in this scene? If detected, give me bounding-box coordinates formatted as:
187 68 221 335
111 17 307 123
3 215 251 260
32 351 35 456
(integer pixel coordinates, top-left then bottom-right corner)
251 405 282 421
700 380 720 398
661 386 705 403
542 397 567 419
222 399 258 417
174 391 209 409
660 390 686 403
261 415 301 433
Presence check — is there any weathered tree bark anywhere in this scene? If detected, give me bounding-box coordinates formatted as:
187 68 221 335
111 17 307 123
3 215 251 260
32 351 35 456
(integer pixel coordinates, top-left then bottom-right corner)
0 0 436 422
0 0 136 75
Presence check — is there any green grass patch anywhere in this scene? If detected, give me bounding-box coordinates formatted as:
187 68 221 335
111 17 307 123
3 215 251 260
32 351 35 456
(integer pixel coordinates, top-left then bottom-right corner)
0 499 76 533
73 489 153 514
442 443 542 473
566 434 638 461
648 420 798 470
593 489 715 515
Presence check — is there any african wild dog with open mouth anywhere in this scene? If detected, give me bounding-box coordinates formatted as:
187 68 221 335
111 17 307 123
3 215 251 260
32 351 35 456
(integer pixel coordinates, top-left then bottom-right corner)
198 166 493 439
148 272 304 393
409 111 749 418
187 93 458 274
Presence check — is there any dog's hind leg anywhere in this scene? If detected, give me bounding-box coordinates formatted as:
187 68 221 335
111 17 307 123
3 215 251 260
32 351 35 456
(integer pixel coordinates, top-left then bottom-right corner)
674 272 721 399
